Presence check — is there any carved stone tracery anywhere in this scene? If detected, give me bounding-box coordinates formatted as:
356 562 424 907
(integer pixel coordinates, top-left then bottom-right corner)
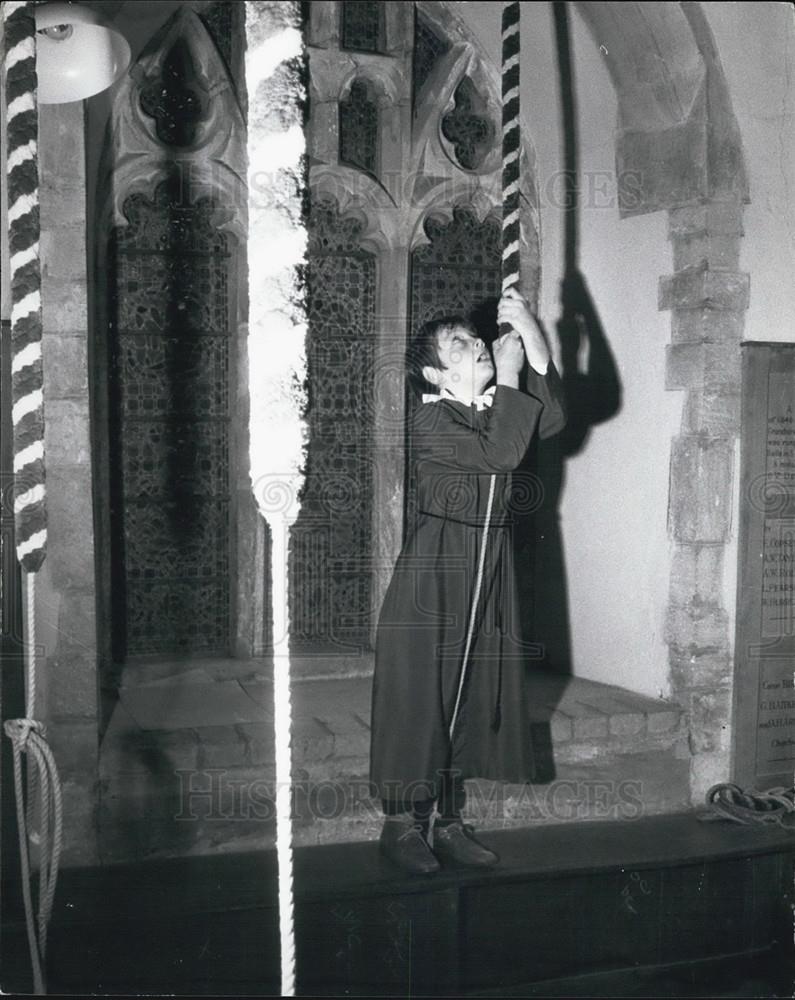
410 208 502 333
441 77 495 172
139 37 208 147
340 0 385 53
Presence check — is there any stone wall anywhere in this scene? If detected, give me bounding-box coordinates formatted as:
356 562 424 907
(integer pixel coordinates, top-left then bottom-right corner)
37 103 99 867
660 201 748 799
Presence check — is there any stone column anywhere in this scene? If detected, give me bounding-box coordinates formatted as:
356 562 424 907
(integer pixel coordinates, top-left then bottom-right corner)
37 103 99 867
660 200 748 802
370 247 409 649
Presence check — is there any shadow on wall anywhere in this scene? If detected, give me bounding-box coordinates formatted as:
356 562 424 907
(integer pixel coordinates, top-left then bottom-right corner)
469 272 622 781
525 270 623 682
518 0 623 686
465 3 627 785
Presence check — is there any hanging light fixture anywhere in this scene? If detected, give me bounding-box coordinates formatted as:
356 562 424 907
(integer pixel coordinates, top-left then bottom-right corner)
34 2 130 104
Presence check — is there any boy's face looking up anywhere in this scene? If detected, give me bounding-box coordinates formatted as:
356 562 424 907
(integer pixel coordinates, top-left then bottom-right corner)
422 324 494 399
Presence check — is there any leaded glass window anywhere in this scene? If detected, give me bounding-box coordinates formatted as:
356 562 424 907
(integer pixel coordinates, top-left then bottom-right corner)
109 178 233 657
410 208 502 335
339 80 378 175
290 198 376 648
340 0 384 53
412 12 450 99
441 77 495 171
139 38 207 148
199 0 235 71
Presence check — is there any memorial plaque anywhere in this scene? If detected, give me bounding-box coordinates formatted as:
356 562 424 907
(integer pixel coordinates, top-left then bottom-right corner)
733 343 795 787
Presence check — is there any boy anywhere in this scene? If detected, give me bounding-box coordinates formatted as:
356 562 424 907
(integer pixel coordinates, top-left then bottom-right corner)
370 288 566 873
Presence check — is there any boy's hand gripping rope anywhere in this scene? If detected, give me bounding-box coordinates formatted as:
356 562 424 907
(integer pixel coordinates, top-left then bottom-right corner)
450 1 522 743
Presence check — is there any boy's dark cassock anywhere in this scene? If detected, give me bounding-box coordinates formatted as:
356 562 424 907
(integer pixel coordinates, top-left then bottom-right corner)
370 365 566 804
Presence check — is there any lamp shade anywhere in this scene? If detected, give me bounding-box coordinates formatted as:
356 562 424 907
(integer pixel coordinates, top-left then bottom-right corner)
34 2 130 104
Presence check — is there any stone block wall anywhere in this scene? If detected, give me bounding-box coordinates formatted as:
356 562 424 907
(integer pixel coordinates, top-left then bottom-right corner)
37 103 99 867
659 200 747 801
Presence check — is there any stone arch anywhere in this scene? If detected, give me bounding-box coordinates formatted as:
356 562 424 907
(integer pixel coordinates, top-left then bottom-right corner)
92 5 259 689
309 167 398 252
573 1 747 214
97 8 246 238
408 204 503 339
408 197 501 254
337 77 383 179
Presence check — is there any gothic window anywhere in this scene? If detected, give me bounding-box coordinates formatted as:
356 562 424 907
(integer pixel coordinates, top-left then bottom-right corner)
108 177 233 657
412 12 450 101
410 208 502 335
340 0 385 54
339 80 379 175
290 198 376 648
140 37 208 147
441 77 495 171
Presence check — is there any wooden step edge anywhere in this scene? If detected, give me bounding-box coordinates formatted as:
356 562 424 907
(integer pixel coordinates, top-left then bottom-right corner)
11 810 794 930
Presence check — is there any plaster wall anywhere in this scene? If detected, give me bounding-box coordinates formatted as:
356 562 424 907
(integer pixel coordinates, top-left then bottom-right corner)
703 2 795 347
454 1 794 704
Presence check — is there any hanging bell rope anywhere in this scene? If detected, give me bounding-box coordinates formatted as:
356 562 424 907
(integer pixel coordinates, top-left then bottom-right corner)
500 0 522 299
3 1 63 993
450 1 523 741
245 4 306 995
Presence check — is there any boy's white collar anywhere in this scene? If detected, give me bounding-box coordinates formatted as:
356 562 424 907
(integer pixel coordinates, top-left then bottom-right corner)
421 384 496 411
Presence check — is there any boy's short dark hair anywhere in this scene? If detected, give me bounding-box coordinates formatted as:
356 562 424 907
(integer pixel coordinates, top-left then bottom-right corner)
406 315 477 397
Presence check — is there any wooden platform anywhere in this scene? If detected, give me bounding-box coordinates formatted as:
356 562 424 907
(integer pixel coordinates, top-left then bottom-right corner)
3 811 794 996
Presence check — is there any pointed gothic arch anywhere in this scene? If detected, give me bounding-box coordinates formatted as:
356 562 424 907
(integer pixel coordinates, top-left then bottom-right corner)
92 8 258 681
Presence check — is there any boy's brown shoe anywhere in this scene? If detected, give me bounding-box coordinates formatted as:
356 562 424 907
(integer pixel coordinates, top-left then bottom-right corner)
379 816 441 875
432 820 499 868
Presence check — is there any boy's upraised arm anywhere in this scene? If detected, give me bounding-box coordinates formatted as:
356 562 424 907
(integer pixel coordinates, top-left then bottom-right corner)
526 360 567 439
497 290 566 440
411 386 543 474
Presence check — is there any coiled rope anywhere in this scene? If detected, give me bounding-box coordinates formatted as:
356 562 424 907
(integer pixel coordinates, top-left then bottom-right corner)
450 1 522 742
4 582 63 997
700 782 795 828
3 2 63 993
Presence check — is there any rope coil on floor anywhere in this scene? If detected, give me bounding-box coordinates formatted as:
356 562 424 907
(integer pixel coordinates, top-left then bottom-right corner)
700 782 795 828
